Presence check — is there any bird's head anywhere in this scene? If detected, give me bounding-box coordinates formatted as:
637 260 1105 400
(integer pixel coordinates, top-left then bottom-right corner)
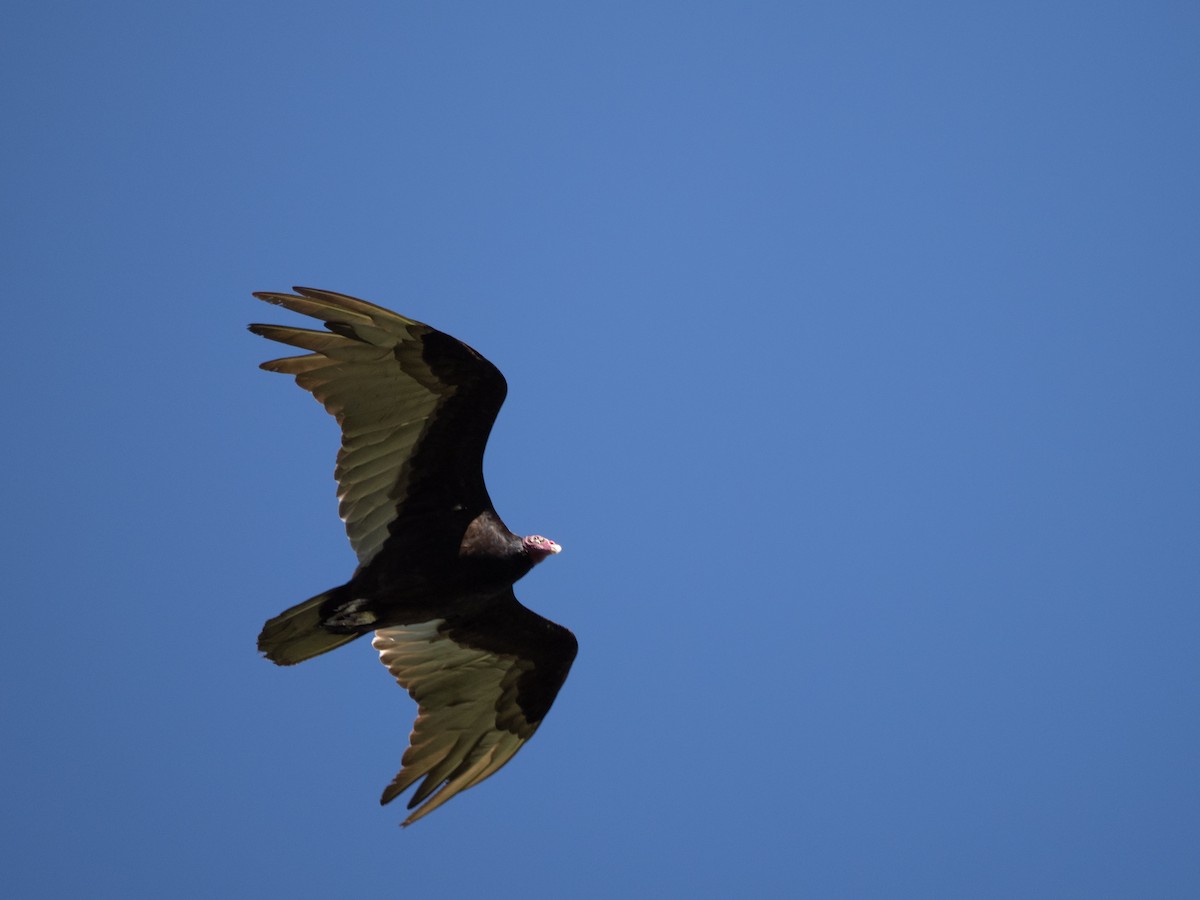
522 534 562 564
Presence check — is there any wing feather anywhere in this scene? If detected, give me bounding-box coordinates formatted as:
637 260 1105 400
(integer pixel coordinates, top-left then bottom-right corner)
250 325 392 362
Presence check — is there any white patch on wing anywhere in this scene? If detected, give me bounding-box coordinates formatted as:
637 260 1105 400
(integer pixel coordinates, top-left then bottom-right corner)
373 621 535 826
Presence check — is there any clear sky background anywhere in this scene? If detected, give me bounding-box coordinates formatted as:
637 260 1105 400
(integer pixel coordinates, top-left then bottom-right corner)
4 2 1198 897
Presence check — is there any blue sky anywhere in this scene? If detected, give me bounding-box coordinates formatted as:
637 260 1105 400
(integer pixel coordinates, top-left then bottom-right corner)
4 2 1198 897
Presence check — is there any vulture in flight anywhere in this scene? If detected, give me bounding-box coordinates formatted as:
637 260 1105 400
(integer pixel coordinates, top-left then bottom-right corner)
250 287 576 826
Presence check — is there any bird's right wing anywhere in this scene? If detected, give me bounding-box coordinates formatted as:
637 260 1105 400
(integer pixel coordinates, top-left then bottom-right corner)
372 590 578 825
250 288 507 568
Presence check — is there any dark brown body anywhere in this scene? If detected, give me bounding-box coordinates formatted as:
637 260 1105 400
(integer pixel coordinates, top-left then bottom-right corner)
319 510 539 634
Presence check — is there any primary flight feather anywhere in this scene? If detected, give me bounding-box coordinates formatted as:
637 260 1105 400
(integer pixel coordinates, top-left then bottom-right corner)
250 287 576 826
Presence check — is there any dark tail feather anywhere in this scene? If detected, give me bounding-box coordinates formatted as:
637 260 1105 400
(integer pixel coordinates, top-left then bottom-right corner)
258 590 363 666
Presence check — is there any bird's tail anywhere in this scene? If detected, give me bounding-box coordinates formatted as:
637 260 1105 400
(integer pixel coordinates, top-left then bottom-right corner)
257 589 363 666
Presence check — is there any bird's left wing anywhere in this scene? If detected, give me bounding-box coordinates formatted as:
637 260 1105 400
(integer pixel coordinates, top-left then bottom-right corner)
372 590 577 825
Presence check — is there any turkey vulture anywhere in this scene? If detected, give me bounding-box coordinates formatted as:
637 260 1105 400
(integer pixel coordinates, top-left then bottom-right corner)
250 287 576 826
